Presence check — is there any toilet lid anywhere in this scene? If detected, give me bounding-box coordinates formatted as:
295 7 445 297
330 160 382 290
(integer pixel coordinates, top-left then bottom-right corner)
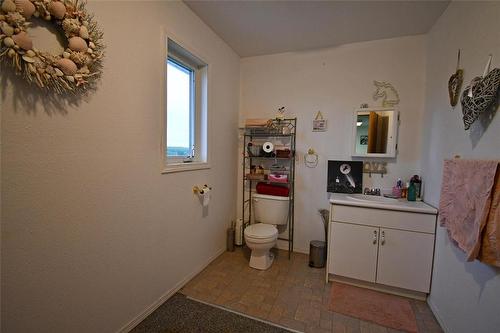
244 224 278 239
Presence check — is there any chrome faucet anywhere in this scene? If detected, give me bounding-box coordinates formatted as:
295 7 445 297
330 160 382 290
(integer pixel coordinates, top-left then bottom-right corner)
364 188 381 196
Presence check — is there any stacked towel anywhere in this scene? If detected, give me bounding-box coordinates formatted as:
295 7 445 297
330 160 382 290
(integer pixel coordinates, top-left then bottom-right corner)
439 159 500 266
245 119 270 127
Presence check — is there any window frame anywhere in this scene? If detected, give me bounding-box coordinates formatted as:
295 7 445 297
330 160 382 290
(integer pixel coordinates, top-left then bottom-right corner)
161 33 210 174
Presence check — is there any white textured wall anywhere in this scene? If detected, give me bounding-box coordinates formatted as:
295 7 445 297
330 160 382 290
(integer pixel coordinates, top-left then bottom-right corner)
0 62 2 330
0 1 239 332
421 2 500 333
239 36 426 252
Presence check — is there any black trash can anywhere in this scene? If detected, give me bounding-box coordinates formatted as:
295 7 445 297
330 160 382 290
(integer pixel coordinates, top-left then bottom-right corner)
309 240 326 268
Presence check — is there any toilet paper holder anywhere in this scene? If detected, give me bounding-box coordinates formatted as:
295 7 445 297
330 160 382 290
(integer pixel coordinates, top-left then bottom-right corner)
193 184 212 194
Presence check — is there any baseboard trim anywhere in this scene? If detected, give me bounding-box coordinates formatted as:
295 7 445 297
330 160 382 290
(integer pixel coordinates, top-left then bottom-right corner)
427 298 450 333
293 248 309 255
276 239 308 254
116 247 225 333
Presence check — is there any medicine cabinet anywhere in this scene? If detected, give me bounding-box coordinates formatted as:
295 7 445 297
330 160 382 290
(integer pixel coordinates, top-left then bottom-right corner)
351 107 399 158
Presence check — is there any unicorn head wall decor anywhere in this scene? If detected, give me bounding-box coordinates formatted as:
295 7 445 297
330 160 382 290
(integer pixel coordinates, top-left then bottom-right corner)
373 81 400 107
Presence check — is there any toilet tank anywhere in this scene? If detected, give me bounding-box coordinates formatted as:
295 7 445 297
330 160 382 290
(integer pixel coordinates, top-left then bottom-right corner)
252 193 289 225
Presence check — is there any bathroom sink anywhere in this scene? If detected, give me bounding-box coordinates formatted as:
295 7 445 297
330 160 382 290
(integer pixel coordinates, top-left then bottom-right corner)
330 193 437 214
346 194 398 203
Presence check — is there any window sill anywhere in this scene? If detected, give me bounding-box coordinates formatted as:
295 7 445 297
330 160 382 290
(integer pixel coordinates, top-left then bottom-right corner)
162 161 210 174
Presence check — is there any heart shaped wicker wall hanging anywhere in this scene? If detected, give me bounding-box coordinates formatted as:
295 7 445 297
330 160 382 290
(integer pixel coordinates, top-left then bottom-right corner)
0 0 104 94
461 55 500 130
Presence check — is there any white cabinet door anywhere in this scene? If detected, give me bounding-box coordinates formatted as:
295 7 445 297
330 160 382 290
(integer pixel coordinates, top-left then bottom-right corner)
329 222 379 283
376 228 434 292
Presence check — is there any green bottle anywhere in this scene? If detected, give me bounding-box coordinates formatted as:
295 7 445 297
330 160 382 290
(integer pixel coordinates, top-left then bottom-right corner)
407 182 417 201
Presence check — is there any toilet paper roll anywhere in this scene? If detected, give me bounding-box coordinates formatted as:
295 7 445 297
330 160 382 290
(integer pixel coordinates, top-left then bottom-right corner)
262 142 274 153
201 187 211 207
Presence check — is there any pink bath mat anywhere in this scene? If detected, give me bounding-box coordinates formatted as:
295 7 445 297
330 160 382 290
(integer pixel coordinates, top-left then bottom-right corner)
329 282 418 332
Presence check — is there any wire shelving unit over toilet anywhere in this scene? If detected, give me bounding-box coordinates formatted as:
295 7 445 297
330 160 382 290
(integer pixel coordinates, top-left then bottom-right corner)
241 118 296 259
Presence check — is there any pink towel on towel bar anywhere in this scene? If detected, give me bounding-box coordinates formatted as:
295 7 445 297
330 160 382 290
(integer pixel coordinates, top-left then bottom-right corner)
439 159 500 263
478 169 500 267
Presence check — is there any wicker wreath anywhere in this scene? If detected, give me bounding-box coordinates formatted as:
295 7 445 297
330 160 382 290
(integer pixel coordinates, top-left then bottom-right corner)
0 0 104 93
461 68 500 130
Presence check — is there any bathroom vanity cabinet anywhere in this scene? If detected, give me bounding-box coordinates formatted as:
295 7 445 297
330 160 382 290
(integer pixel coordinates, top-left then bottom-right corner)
327 193 438 299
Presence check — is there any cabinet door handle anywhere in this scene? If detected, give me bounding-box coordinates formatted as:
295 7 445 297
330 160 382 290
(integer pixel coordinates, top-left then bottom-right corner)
381 230 385 245
373 230 378 244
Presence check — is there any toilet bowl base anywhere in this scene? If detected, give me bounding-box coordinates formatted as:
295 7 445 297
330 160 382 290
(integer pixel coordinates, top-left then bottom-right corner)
249 251 274 270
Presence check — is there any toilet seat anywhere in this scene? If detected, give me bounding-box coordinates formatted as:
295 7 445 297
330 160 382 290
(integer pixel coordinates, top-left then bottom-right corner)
244 223 278 242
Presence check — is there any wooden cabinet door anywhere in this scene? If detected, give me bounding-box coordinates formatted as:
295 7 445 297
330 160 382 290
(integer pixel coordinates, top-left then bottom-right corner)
329 222 379 283
376 228 434 292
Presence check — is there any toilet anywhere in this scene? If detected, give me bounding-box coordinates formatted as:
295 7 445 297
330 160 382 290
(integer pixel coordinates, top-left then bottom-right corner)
244 193 289 270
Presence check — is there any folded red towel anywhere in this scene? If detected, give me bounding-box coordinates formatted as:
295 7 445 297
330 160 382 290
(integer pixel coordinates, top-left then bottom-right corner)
256 182 289 197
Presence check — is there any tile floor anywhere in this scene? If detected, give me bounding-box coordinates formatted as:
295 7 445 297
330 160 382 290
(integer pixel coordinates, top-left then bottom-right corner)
180 248 443 333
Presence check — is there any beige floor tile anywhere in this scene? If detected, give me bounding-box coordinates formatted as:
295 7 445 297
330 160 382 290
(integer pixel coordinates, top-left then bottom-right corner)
344 319 361 333
226 301 248 313
240 292 265 306
295 304 321 329
307 298 319 308
246 303 271 320
423 319 444 333
333 313 361 333
267 303 285 323
320 309 334 321
214 289 240 306
320 318 333 330
370 324 389 333
359 321 389 333
279 316 307 332
181 247 441 333
333 320 348 333
306 324 331 333
275 298 299 320
386 329 405 333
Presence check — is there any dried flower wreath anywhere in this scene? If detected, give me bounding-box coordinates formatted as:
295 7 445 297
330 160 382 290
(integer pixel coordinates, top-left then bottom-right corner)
0 0 104 93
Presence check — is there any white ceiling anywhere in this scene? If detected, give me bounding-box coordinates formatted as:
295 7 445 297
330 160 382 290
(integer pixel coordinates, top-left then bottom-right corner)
184 0 449 57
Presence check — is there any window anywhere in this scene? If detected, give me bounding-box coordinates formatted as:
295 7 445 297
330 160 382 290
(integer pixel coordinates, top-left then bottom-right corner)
167 58 194 158
163 38 209 173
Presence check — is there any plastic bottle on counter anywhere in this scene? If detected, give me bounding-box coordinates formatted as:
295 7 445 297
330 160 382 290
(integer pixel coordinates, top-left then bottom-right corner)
401 182 408 198
410 175 422 200
407 182 417 201
392 178 403 198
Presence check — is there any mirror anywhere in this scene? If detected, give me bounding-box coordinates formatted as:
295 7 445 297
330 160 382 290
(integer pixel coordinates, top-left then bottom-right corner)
352 107 398 158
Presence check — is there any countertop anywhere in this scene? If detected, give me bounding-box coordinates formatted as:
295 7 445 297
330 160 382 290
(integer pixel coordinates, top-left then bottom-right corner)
329 193 438 215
